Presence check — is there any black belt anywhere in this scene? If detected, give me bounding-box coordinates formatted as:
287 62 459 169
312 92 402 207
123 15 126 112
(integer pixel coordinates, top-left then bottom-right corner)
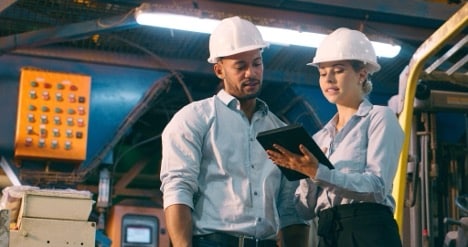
193 232 277 247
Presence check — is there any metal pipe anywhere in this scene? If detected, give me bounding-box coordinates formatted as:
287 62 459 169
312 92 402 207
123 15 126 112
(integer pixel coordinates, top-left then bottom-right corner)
77 74 174 178
0 12 138 54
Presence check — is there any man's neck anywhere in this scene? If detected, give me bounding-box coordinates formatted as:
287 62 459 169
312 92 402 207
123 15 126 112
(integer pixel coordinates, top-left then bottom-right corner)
240 98 257 121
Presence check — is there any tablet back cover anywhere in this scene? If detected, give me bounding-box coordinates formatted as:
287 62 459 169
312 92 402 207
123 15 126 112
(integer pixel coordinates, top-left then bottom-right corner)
257 124 334 181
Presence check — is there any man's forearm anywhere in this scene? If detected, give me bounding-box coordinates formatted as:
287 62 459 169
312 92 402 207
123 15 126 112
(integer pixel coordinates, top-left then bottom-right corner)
165 204 193 247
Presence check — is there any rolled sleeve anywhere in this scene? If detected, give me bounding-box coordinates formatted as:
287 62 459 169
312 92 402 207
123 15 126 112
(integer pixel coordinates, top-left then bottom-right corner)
160 105 204 209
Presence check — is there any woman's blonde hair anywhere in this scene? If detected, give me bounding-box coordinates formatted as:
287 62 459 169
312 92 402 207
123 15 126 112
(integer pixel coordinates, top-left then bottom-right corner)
350 60 373 96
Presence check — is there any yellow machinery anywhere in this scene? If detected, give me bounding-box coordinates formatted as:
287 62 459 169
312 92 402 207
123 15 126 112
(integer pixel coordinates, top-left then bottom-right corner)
392 2 467 246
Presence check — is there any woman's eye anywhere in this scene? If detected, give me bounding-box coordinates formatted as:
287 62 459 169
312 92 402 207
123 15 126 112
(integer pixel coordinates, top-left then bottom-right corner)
334 67 346 73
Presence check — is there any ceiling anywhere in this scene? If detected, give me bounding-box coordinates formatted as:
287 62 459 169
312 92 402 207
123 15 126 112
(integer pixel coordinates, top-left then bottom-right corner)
0 0 467 202
1 0 466 90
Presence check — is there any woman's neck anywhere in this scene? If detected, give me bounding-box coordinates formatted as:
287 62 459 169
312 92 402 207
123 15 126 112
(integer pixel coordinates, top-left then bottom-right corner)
335 101 361 130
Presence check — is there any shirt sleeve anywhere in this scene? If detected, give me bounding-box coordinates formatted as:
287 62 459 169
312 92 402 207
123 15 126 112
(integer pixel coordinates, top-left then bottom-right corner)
294 178 319 220
160 104 206 209
276 175 309 228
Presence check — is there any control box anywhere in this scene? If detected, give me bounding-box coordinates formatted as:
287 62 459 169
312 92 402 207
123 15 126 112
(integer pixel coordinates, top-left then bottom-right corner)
14 67 91 162
106 204 170 247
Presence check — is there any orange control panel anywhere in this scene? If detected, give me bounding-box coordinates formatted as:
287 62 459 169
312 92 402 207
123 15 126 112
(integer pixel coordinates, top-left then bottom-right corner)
14 68 91 162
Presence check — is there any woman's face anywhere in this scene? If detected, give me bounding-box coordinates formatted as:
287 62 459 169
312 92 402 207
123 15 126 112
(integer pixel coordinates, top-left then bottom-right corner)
317 60 367 106
213 49 264 101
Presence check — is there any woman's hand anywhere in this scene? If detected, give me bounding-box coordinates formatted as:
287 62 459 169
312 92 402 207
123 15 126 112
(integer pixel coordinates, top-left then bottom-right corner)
266 144 320 179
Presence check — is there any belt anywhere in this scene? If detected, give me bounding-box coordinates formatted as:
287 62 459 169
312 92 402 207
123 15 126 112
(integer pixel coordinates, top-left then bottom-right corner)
193 232 277 247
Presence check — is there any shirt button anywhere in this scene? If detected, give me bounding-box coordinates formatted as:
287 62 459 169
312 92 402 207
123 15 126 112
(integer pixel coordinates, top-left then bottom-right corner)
254 191 258 196
251 165 255 168
257 217 262 222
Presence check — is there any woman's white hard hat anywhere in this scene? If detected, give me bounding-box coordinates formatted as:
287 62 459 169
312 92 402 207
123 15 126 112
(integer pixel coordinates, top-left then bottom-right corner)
307 27 381 74
207 16 269 63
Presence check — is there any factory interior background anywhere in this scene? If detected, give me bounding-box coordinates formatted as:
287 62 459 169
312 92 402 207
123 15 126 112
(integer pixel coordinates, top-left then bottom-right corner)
0 0 467 246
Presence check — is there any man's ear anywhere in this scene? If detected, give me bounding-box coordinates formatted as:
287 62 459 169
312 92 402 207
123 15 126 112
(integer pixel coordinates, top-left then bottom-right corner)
213 63 224 80
359 68 368 84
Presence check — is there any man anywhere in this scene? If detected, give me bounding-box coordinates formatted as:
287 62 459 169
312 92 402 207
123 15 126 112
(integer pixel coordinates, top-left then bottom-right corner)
160 16 309 247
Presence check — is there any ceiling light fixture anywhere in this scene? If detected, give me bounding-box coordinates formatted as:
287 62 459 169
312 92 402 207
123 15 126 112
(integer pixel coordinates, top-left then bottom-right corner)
135 10 401 58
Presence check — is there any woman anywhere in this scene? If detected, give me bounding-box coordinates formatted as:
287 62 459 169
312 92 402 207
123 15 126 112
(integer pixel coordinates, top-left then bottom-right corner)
266 27 404 247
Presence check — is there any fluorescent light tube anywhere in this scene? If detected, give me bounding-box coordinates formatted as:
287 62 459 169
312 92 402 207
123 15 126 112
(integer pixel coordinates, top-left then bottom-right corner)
136 12 219 34
135 12 401 58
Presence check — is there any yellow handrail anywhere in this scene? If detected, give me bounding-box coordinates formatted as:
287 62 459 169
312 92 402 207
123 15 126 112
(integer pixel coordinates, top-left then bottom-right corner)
392 2 468 237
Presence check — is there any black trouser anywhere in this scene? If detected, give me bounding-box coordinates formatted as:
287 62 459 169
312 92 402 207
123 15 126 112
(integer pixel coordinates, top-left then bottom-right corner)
317 203 402 247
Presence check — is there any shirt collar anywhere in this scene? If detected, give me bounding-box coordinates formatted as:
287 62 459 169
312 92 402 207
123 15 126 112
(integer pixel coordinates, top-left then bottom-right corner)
324 98 373 132
355 98 373 117
216 89 269 115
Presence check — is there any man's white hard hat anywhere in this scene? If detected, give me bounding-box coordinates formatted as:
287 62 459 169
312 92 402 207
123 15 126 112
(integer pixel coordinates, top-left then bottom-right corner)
207 16 269 64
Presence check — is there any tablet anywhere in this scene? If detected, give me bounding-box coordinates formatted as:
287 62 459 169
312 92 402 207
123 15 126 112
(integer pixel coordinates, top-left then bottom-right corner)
257 124 334 181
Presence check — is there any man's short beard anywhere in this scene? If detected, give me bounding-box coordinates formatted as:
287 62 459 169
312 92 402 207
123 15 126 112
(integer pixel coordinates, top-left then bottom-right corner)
236 91 260 101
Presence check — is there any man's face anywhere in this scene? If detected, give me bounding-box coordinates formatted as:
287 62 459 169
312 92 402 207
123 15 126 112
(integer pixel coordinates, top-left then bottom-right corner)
214 49 264 100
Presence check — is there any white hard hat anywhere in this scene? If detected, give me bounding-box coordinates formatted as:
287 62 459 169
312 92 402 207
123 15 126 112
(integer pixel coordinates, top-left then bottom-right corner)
307 27 381 74
207 16 269 63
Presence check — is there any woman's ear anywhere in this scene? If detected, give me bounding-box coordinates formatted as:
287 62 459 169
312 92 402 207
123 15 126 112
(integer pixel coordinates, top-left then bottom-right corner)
213 63 224 80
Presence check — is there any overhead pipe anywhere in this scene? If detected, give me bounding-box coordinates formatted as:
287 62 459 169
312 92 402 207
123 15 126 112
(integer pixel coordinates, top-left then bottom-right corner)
77 73 175 178
0 156 21 186
0 11 138 54
0 0 17 13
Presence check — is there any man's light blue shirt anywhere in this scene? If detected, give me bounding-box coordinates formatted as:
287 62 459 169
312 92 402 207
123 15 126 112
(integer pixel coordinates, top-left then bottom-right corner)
160 89 305 240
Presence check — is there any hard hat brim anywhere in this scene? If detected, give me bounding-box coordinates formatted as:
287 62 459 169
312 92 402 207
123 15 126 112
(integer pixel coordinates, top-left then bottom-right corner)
306 59 381 74
207 43 269 63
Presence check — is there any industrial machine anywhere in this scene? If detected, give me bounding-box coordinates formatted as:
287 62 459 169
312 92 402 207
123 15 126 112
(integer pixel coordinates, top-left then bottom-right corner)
106 201 170 247
443 195 468 247
14 67 91 163
391 4 467 247
8 188 96 247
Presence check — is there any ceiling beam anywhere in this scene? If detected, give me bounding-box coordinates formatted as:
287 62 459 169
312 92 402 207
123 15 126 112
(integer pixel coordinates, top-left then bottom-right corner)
10 47 313 87
292 0 460 21
114 159 147 191
10 47 400 94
